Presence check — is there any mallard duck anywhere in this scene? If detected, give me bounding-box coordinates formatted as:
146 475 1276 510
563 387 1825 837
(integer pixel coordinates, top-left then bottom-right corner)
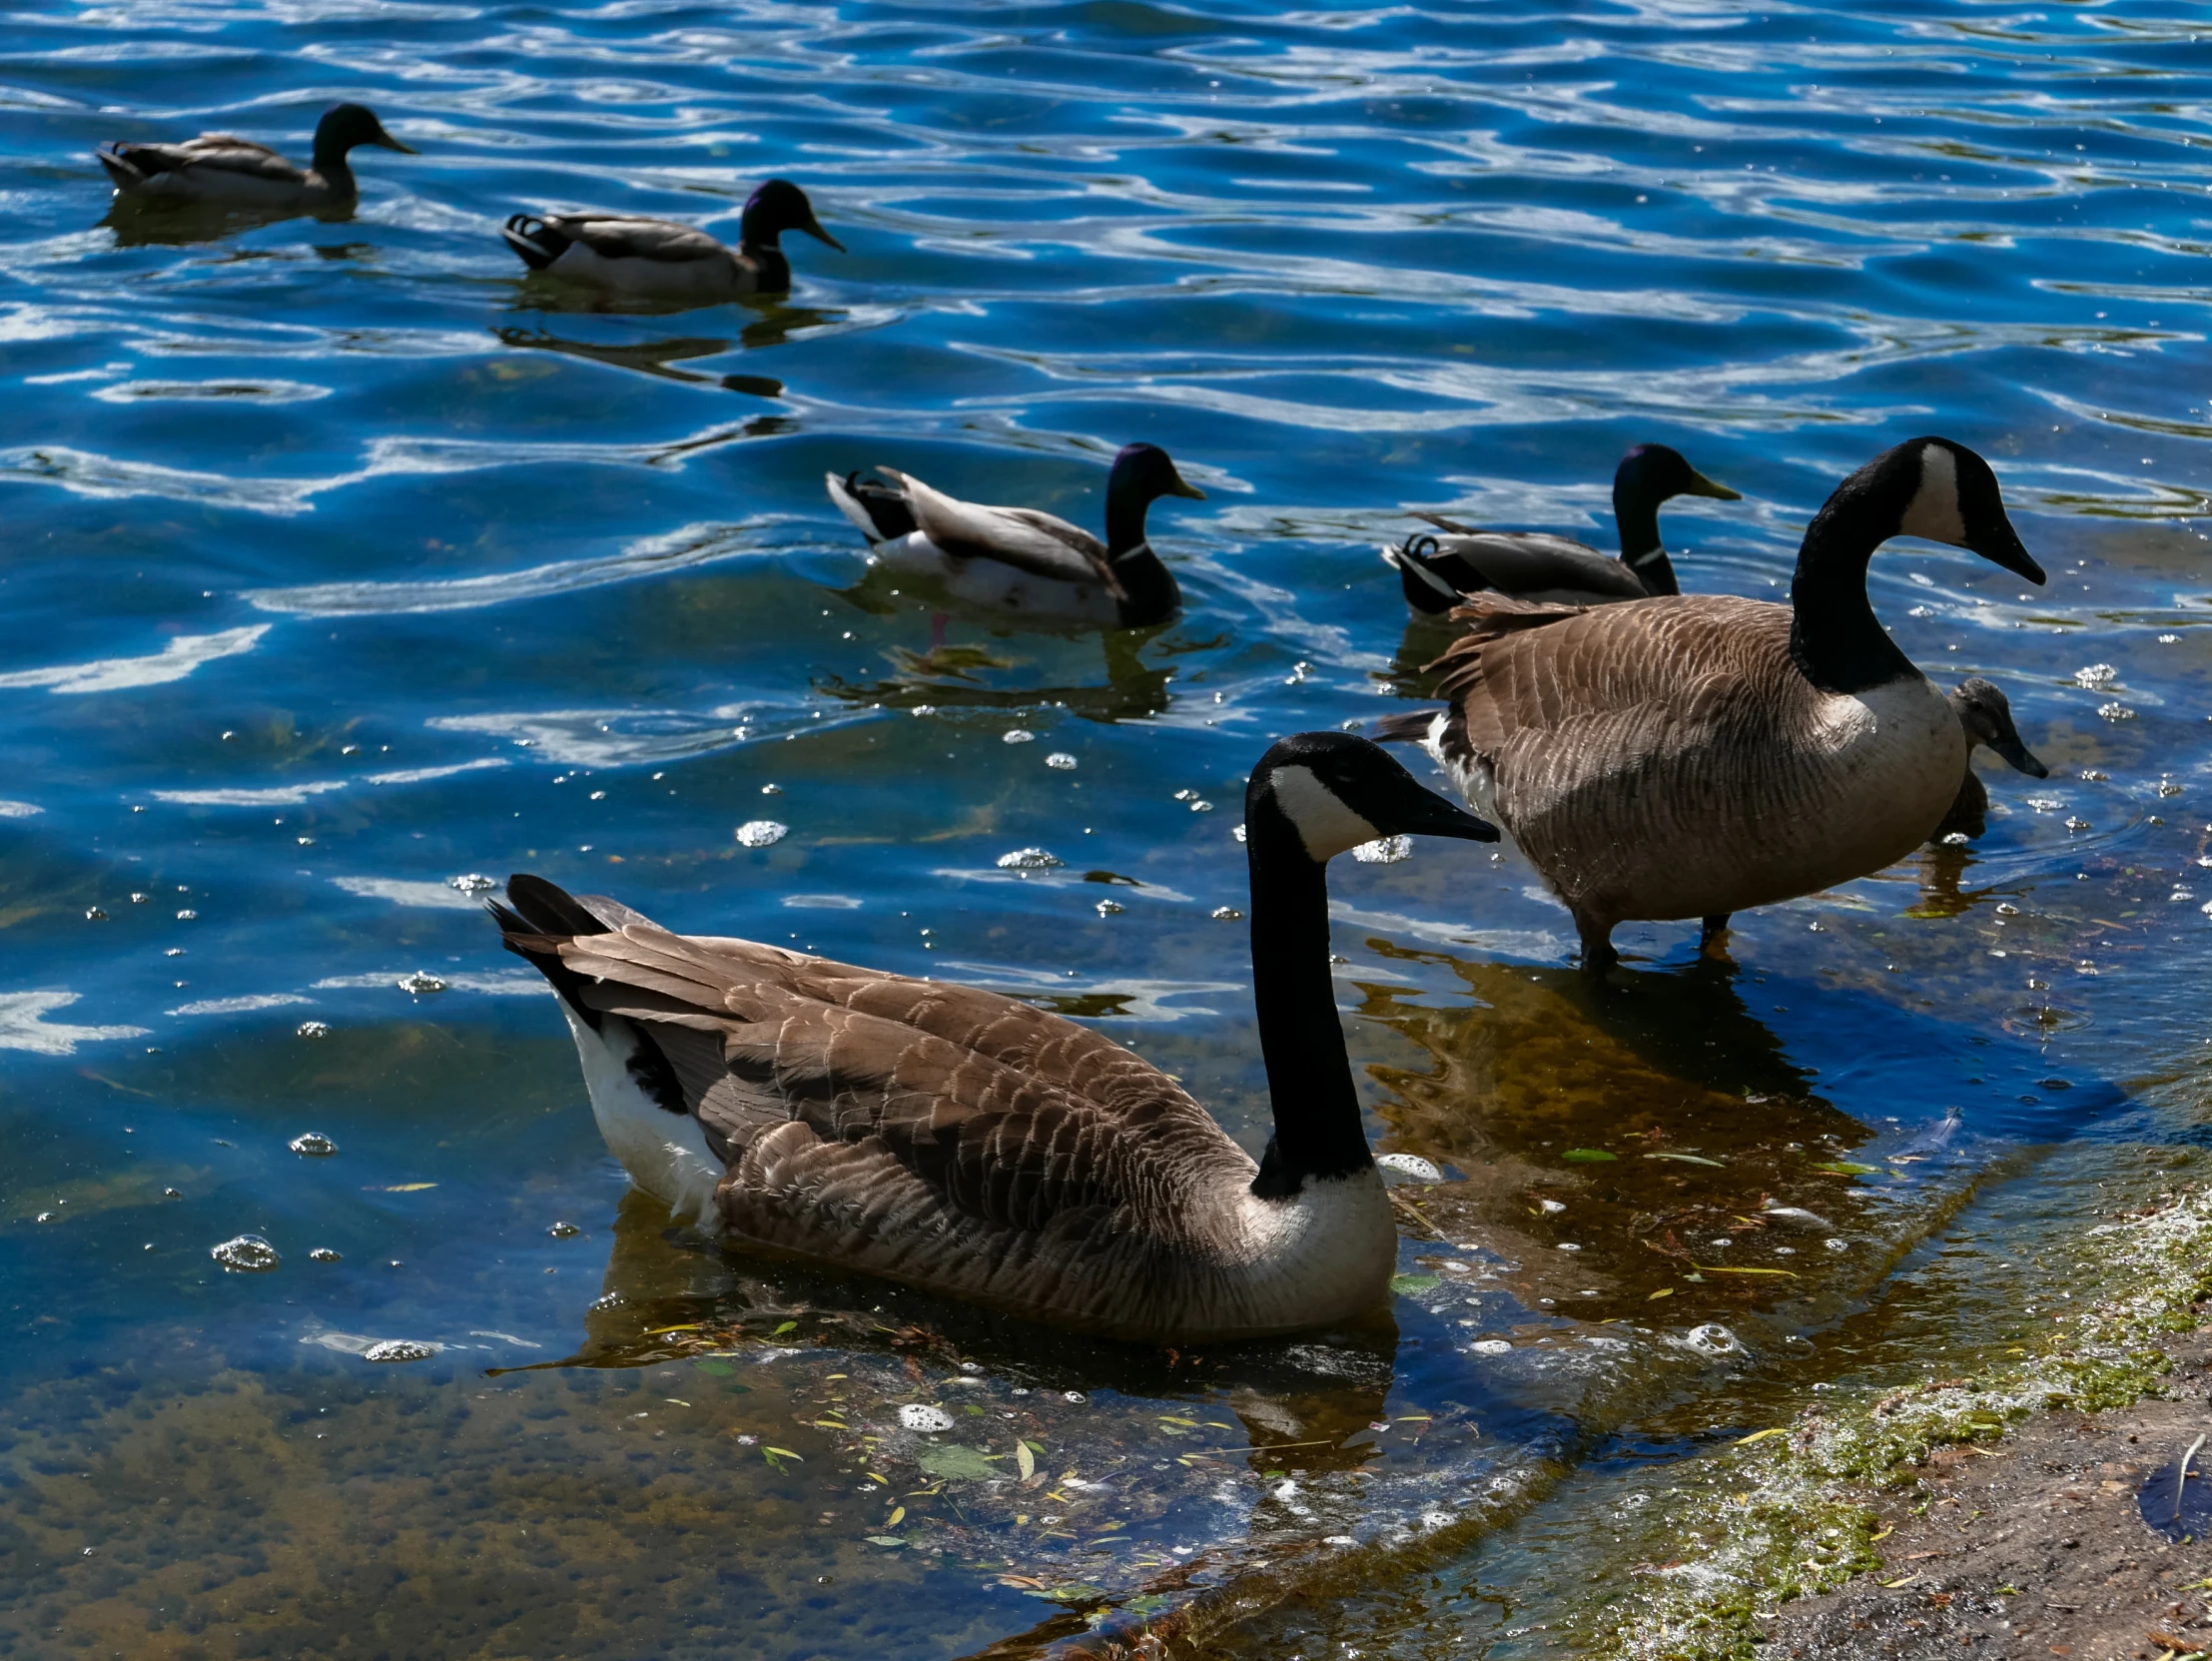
491 733 1497 1341
1934 676 2049 840
94 102 415 209
1375 437 2046 973
501 180 841 303
1382 443 1741 613
825 442 1204 628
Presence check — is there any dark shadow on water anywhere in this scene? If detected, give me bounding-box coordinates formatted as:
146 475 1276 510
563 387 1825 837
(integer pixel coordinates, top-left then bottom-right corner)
99 197 359 247
491 323 787 396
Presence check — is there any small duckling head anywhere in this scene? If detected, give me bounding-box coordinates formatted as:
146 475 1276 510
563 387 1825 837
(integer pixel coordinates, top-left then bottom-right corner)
740 180 844 251
1861 437 2046 583
1248 731 1498 864
1616 442 1740 507
314 103 415 163
1949 676 2048 778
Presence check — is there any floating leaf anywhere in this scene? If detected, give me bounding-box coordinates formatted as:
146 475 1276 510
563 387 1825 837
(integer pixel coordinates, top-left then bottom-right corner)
772 1320 797 1336
917 1442 998 1481
1691 1261 1798 1278
1389 1273 1440 1295
1646 1152 1726 1168
1016 1441 1036 1480
1647 1287 1675 1300
765 1446 802 1460
1811 1161 1881 1176
646 1323 702 1334
887 1505 906 1527
693 1359 735 1376
1734 1427 1790 1446
1036 1582 1107 1603
864 1535 906 1548
1561 1149 1617 1163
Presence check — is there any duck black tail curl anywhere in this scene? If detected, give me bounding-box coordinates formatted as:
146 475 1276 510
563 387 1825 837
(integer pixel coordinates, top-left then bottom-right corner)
501 214 568 270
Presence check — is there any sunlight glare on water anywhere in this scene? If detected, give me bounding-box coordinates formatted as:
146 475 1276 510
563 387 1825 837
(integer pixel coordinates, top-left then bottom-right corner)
1 0 2209 1656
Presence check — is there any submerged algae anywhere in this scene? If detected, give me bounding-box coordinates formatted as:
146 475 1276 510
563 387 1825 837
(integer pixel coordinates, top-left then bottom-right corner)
1596 1189 2212 1661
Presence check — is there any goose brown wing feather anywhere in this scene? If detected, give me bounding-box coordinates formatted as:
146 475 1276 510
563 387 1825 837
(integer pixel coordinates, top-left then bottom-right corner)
546 920 1243 1240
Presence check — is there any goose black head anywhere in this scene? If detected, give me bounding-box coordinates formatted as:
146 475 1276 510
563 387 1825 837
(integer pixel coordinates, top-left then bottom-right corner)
1848 437 2045 583
315 103 414 160
740 179 843 251
1248 731 1498 864
1616 443 1740 508
1948 676 2048 778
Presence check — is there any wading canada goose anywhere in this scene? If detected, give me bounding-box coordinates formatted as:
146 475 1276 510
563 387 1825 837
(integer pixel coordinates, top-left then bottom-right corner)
95 103 415 209
1935 676 2049 840
825 442 1204 628
490 732 1497 1341
1382 443 1741 614
1376 437 2046 973
501 180 841 303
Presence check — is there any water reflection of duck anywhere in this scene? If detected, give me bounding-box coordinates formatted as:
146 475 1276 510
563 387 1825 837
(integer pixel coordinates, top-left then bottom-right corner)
488 325 785 399
826 443 1205 629
813 624 1177 726
501 181 841 304
1934 676 2049 842
1380 444 1740 614
95 103 415 211
1377 438 2047 975
490 734 1495 1342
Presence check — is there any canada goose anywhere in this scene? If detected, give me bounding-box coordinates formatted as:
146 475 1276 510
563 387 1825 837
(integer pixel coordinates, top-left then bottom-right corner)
1935 676 2049 840
1375 437 2046 973
95 103 415 209
490 732 1497 1342
502 180 841 303
825 442 1204 628
1382 443 1741 614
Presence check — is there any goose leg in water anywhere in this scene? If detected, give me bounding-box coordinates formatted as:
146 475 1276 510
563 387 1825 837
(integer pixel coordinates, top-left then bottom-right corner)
1700 913 1733 958
1574 911 1619 978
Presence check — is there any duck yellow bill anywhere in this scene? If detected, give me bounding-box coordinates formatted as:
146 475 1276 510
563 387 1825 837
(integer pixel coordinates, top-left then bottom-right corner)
1166 470 1205 500
803 217 846 253
374 131 418 154
1685 468 1741 501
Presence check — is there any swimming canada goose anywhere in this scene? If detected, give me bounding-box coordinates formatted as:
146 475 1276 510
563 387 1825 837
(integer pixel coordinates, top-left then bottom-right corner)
825 442 1204 628
502 180 841 303
1375 437 2046 972
1382 443 1741 614
95 103 415 209
1934 676 2049 841
490 731 1497 1341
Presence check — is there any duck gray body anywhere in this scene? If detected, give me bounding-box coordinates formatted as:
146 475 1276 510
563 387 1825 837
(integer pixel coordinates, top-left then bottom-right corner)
1380 438 2046 970
501 180 840 303
494 734 1496 1341
95 103 413 209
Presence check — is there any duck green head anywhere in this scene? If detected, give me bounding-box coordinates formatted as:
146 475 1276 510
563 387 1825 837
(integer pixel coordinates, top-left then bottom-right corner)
314 103 415 166
741 180 844 251
1104 442 1204 557
1612 443 1738 584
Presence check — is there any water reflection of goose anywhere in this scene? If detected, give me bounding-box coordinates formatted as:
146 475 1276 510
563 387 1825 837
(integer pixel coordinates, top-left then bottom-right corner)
94 102 415 211
491 733 1496 1342
501 181 841 305
1381 444 1741 614
826 443 1204 629
1377 438 2047 975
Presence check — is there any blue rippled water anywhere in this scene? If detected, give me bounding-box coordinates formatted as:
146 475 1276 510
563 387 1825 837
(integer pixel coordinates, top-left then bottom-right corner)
2 1 2209 1656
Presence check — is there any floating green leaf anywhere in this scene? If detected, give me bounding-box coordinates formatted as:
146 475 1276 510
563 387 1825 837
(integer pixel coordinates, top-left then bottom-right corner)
917 1442 998 1481
772 1319 797 1335
1035 1582 1107 1603
1562 1148 1617 1163
693 1359 735 1376
1390 1273 1440 1295
1811 1161 1881 1176
1646 1152 1726 1168
864 1535 906 1548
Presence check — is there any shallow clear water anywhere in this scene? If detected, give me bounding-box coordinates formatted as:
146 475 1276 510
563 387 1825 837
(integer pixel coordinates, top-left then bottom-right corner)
1 0 2209 1655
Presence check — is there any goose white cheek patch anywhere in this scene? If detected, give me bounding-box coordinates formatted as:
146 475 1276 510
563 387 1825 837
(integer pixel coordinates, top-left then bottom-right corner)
1899 441 1967 546
1268 765 1382 861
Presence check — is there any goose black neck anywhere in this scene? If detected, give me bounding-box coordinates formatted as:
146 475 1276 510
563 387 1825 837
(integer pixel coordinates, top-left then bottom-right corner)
1789 502 1918 695
1108 542 1179 628
1244 815 1372 1200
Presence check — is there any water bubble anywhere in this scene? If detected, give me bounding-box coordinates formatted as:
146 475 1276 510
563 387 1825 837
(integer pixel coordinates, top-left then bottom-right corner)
1003 729 1036 744
289 1132 338 1157
1210 906 1242 921
2073 663 2119 688
85 906 108 921
1045 753 1077 771
35 1212 55 1224
1188 799 1214 813
1375 1153 1441 1182
309 1247 342 1262
176 909 198 921
1682 1322 1743 1356
1824 1237 1849 1251
996 847 1063 872
547 1221 581 1239
297 1021 330 1040
362 1338 437 1363
130 893 148 905
1939 832 1969 846
1232 824 1246 843
899 1403 954 1432
2097 702 2135 721
211 1235 280 1272
761 782 783 795
2160 633 2181 644
1469 1339 1512 1355
736 820 789 849
395 971 448 995
446 874 495 896
1063 1390 1087 1404
1095 899 1123 917
1352 836 1412 865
